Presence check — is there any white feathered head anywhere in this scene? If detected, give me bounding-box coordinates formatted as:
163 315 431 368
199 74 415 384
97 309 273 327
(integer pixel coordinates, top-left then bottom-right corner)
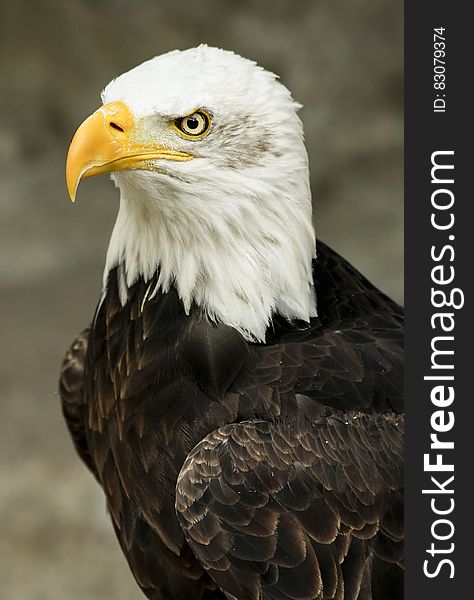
66 46 316 341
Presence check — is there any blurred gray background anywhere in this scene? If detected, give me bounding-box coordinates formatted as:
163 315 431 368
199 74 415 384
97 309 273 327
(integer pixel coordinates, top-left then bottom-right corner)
0 1 403 598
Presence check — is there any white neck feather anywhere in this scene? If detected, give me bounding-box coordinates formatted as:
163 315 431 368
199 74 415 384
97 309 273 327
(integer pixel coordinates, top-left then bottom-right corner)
104 157 316 342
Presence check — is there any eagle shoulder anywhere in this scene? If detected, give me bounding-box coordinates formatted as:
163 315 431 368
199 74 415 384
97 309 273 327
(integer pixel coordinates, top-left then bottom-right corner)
59 328 97 477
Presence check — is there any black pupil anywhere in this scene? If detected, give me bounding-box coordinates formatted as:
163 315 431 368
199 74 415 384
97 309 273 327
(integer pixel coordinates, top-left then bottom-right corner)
186 116 200 130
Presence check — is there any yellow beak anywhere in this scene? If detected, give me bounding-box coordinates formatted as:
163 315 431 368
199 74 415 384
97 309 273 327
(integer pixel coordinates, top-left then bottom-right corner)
66 101 192 202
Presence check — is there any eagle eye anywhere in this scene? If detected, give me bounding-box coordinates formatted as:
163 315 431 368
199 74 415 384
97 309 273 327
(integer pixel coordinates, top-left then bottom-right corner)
175 111 210 138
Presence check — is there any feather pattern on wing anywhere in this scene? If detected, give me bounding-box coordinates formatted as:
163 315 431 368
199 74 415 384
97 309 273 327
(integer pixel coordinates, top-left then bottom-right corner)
176 415 403 600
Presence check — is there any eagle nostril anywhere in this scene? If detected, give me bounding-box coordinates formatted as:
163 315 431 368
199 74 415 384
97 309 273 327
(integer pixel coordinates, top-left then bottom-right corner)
109 121 125 132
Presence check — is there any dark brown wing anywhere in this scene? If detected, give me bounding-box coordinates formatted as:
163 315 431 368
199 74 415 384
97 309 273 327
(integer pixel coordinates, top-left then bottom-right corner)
59 328 97 477
176 413 404 600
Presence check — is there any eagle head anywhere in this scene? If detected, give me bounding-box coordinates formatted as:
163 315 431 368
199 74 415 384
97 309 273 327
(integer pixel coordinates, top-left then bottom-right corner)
66 45 316 341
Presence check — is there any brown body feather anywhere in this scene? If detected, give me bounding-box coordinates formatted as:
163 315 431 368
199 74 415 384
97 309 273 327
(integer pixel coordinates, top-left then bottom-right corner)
60 241 404 599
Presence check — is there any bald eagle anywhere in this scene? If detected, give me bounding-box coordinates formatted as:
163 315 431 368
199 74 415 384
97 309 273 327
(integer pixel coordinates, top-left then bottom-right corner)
60 46 403 600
